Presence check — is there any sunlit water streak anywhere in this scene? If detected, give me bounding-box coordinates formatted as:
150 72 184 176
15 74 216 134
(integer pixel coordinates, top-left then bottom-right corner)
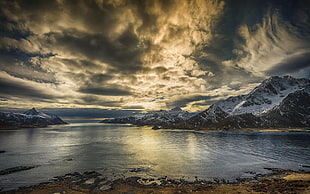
0 123 309 190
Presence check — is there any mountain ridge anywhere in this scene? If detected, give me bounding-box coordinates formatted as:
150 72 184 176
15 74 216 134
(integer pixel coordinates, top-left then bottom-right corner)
0 107 67 129
169 76 310 130
100 107 197 128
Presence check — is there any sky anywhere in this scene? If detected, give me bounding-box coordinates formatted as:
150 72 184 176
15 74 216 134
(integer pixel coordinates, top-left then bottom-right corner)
0 0 309 112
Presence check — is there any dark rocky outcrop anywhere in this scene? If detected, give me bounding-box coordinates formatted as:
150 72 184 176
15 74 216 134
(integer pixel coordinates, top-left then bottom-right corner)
0 166 36 176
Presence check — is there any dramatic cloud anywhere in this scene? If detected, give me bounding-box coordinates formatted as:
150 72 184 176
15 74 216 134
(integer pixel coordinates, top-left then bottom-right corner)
0 0 309 111
229 11 310 77
0 71 56 99
267 51 310 77
78 86 132 96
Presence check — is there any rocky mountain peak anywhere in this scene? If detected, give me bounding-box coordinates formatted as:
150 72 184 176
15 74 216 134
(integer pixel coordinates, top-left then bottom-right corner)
215 76 310 116
1 108 67 129
172 76 310 130
24 107 40 115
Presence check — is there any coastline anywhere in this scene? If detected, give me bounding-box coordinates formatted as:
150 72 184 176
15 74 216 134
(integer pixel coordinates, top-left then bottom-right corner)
162 127 310 132
2 169 309 194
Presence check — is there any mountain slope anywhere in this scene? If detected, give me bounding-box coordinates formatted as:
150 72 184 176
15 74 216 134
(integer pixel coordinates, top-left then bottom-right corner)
262 88 310 128
173 105 228 129
172 76 310 130
216 76 309 116
0 108 67 129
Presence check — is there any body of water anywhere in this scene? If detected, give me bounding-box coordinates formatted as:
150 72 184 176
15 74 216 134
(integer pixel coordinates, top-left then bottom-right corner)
0 123 309 190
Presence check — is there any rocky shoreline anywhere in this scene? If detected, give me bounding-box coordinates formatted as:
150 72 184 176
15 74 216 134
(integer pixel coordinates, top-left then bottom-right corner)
1 168 309 193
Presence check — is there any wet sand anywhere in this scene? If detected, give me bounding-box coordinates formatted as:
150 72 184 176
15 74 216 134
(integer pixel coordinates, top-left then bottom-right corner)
3 170 309 194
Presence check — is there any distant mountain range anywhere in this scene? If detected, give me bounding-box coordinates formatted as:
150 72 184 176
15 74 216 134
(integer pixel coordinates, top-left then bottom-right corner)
171 76 310 130
101 76 309 130
0 108 67 129
3 76 307 131
101 107 197 128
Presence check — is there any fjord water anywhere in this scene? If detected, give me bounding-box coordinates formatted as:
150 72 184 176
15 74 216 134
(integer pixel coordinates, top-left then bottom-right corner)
0 122 309 190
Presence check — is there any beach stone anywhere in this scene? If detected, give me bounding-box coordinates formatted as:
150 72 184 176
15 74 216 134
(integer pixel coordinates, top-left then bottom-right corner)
84 178 96 184
99 184 111 191
83 171 99 175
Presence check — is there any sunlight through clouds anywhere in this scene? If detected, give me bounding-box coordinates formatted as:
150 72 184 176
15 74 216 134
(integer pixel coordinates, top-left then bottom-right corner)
0 0 309 111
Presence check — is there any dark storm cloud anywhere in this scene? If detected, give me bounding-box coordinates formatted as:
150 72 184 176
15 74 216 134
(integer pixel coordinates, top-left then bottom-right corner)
63 72 115 91
193 0 310 83
166 95 219 109
0 0 149 73
192 0 269 70
0 20 32 40
267 52 310 76
44 29 145 73
0 1 33 40
89 73 114 83
206 64 257 91
0 48 53 63
121 105 145 110
41 108 138 118
152 66 168 74
0 75 55 100
79 86 132 96
0 49 56 83
0 0 309 110
60 59 102 72
74 71 132 96
77 95 123 107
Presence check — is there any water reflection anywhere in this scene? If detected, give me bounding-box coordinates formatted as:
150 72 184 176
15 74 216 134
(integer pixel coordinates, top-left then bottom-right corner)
0 124 309 190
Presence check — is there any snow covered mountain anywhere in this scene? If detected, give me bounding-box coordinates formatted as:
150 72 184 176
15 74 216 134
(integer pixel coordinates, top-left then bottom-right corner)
172 76 310 129
101 107 197 128
216 76 309 115
261 88 310 128
0 108 67 129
